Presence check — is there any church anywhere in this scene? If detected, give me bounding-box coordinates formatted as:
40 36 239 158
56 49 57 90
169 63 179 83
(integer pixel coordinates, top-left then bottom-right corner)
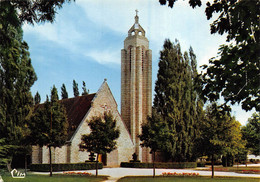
32 11 153 166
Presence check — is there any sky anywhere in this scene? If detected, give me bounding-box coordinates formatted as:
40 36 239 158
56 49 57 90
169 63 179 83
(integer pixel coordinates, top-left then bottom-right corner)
22 0 255 125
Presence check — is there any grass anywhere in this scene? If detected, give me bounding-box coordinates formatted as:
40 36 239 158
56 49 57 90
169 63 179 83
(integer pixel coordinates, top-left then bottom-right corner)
118 176 260 182
1 174 107 182
198 166 260 174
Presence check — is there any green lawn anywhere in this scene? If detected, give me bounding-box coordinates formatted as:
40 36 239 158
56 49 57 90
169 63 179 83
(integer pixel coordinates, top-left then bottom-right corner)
118 176 260 182
1 174 107 182
200 166 260 174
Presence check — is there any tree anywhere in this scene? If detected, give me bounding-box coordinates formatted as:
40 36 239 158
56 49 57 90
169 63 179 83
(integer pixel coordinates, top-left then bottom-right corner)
139 109 173 177
0 2 37 170
0 0 74 29
61 83 68 99
242 112 260 156
79 112 120 177
73 80 79 97
34 91 41 104
159 0 260 111
222 118 245 167
153 39 203 162
28 86 68 176
82 81 89 96
0 138 14 167
0 0 72 170
197 103 245 178
0 0 75 57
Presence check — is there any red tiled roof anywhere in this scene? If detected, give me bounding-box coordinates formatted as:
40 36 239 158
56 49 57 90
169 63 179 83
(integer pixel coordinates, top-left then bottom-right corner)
60 94 96 140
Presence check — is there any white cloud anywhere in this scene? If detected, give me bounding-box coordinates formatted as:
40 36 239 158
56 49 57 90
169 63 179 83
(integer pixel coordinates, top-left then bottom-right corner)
23 20 84 52
87 49 120 65
23 0 223 67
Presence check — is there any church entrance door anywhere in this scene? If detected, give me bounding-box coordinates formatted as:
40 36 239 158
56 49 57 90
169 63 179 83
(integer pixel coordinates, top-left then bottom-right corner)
101 154 107 166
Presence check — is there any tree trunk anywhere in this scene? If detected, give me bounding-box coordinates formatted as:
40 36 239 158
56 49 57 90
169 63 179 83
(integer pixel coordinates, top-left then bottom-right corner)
6 157 12 172
225 155 227 167
153 151 155 178
95 153 99 177
49 146 53 177
211 154 214 178
245 151 248 167
25 155 27 174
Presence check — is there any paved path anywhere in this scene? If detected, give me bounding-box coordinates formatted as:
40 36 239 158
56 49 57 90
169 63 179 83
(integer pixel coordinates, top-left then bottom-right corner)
63 167 260 182
31 165 260 182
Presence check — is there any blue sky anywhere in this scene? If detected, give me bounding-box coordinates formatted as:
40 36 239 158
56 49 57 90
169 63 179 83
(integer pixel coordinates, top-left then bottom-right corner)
22 0 254 125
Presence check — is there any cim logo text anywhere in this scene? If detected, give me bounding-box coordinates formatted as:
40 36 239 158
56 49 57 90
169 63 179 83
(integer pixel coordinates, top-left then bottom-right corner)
11 169 26 178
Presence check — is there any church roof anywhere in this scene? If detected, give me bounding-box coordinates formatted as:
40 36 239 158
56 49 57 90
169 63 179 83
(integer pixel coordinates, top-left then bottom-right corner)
60 93 96 140
34 93 96 141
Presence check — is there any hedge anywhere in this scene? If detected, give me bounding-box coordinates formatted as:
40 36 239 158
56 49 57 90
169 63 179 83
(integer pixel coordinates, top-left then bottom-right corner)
30 162 103 172
196 162 205 167
120 162 197 169
205 161 222 166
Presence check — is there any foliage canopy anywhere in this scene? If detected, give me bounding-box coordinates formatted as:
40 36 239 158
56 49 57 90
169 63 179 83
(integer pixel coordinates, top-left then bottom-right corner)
153 39 203 162
242 112 260 156
0 2 37 167
28 86 68 176
197 103 245 177
79 112 120 176
159 0 260 111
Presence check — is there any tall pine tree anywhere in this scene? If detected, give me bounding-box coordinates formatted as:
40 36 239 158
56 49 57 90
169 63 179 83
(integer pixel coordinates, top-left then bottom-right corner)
0 2 37 169
61 83 68 99
82 81 89 96
34 91 41 104
73 80 79 97
153 39 203 162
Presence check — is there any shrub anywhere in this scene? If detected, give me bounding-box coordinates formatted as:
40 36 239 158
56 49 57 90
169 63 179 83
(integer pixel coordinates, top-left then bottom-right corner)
120 162 196 169
197 162 205 167
30 162 103 172
205 161 222 166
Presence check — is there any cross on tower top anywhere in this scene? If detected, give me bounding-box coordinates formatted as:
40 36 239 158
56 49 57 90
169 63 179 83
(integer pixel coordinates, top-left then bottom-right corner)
135 9 139 24
135 9 139 16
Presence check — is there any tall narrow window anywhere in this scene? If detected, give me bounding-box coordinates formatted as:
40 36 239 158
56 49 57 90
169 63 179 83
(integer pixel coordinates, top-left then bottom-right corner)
142 48 144 71
129 47 132 72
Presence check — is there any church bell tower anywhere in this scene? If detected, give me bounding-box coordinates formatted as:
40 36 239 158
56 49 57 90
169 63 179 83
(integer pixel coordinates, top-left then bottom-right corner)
121 10 152 162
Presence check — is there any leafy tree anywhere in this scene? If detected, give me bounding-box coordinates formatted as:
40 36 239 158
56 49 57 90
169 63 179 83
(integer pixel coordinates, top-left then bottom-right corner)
79 112 120 177
82 81 89 96
159 0 260 111
222 118 245 167
1 0 72 170
34 91 41 105
0 0 75 57
0 139 14 167
28 86 68 176
73 80 79 97
0 2 37 170
0 0 74 26
139 109 173 177
197 103 245 178
242 112 260 156
153 39 203 162
61 83 68 99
